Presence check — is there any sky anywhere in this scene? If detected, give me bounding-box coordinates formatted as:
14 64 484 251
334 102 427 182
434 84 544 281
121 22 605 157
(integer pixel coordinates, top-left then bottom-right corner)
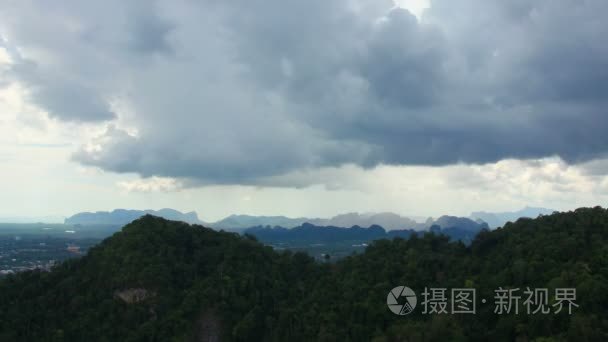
1 0 608 222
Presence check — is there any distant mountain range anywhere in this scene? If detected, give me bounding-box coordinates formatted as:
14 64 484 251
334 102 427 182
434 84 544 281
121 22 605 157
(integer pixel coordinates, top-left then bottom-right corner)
216 210 552 232
311 212 422 231
470 206 555 228
64 209 203 225
62 206 551 231
56 209 491 246
245 223 388 244
245 215 489 245
211 212 425 231
210 215 312 230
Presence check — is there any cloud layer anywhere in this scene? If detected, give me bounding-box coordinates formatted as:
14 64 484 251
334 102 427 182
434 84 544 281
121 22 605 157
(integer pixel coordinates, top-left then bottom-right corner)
1 0 607 186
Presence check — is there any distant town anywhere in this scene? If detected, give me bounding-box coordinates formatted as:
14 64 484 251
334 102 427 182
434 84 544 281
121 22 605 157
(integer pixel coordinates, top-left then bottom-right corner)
0 235 98 276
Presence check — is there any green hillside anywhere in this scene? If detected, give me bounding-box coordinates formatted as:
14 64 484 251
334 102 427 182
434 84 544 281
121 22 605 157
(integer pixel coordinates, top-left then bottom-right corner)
1 207 607 341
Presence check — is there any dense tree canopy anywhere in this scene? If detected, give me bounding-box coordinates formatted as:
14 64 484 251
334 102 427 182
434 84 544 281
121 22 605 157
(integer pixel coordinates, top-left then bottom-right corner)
1 207 607 341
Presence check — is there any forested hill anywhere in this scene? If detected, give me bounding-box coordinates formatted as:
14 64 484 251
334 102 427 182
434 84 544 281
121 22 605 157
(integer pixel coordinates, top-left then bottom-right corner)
1 207 608 341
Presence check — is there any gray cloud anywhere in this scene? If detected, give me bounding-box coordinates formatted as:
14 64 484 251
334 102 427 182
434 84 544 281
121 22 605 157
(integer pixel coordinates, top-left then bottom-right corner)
2 0 608 185
124 1 175 55
357 9 445 108
9 59 116 122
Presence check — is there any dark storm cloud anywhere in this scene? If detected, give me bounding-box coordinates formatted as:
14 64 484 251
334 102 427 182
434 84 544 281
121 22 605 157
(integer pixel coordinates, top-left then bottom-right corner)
124 2 175 55
357 9 445 108
2 0 608 185
9 59 116 122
